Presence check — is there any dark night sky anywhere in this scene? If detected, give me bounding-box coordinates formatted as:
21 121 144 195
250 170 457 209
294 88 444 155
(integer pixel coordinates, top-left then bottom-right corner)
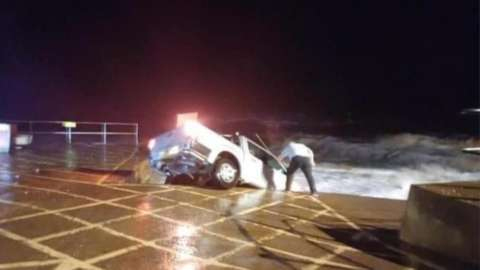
1 1 478 135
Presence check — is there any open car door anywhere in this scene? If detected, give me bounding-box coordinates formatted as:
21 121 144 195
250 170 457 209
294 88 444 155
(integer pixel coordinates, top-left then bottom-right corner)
243 138 287 189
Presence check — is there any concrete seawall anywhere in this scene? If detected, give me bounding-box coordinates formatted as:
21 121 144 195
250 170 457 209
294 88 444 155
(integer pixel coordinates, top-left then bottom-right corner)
401 181 480 266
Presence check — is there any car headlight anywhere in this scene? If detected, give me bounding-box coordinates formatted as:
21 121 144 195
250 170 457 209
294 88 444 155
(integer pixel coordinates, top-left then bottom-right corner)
168 145 180 155
148 139 156 150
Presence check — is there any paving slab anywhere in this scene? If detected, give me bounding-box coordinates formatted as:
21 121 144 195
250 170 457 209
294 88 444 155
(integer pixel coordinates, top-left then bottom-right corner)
41 228 137 260
219 245 317 269
237 209 298 231
329 249 408 270
154 190 209 203
115 194 177 211
260 233 339 258
95 246 200 270
0 214 84 239
62 203 137 223
0 201 41 220
204 219 278 242
0 185 92 210
11 265 59 270
105 215 179 241
156 205 222 226
0 234 53 263
264 203 318 220
157 230 243 259
106 184 169 193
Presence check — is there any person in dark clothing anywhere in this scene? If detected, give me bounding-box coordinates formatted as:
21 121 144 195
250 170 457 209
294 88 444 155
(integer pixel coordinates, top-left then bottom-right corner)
279 142 317 194
285 156 317 194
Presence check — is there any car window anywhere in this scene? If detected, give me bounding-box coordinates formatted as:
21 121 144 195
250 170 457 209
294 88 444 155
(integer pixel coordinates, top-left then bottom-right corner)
223 134 240 146
247 140 284 171
266 155 283 170
247 141 265 160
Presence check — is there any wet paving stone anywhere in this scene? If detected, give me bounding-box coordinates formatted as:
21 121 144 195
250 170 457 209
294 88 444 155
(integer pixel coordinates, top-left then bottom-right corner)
0 202 41 220
0 234 53 263
195 197 255 216
106 215 179 241
115 195 177 211
203 264 236 270
0 214 84 239
62 204 136 223
329 249 407 270
260 233 339 258
287 197 329 211
41 228 137 260
311 264 358 270
312 213 352 228
288 221 339 242
219 245 316 270
204 219 277 242
156 205 222 226
95 246 201 270
196 192 287 217
38 169 104 182
237 210 298 231
16 176 135 200
157 230 242 259
155 190 208 203
224 190 286 208
0 186 92 210
14 265 60 270
109 185 169 193
264 203 318 220
184 187 242 197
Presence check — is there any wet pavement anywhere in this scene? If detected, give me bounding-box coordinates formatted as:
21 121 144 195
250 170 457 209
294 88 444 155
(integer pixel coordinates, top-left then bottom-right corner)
0 142 460 269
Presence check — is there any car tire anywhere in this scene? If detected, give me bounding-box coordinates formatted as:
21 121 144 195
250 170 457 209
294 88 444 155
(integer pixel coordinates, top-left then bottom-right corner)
212 158 239 189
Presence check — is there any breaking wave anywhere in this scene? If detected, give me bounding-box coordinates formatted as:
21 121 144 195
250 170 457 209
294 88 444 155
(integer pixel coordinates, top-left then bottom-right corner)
284 133 480 199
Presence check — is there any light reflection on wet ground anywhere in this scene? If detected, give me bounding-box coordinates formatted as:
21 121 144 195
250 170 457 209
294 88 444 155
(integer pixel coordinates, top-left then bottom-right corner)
0 142 464 269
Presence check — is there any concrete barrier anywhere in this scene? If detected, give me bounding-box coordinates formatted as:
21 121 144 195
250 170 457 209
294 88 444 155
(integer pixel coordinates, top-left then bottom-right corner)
0 123 11 153
400 181 480 265
15 134 33 146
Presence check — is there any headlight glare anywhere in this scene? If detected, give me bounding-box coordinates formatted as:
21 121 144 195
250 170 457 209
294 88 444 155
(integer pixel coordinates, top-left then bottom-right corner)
148 139 156 150
183 121 201 138
168 145 180 155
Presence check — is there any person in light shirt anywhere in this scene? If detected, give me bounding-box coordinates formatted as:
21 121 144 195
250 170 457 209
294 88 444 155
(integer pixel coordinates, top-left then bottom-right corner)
278 141 317 194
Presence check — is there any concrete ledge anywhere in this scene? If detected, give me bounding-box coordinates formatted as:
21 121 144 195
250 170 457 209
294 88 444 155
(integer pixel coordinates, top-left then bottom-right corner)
15 134 33 146
400 181 480 265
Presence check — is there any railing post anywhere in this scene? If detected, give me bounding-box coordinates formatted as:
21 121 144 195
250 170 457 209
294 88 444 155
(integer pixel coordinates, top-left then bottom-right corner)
66 127 72 144
102 123 107 144
135 124 139 145
29 122 33 134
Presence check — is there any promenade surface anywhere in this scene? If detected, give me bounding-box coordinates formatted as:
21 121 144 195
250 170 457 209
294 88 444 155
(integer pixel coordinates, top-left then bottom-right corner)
0 142 451 269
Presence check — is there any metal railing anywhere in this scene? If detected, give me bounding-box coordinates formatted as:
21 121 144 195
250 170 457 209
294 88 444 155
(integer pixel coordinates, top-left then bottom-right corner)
2 120 139 145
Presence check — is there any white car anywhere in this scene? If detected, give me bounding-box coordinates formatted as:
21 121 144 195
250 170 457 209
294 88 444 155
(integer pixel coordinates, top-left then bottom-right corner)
148 121 287 189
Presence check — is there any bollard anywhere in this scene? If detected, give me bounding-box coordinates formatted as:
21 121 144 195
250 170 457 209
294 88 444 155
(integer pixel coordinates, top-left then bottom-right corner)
0 123 11 153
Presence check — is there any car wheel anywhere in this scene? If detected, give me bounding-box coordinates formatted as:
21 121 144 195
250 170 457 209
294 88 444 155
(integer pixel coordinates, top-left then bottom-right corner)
212 158 239 189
